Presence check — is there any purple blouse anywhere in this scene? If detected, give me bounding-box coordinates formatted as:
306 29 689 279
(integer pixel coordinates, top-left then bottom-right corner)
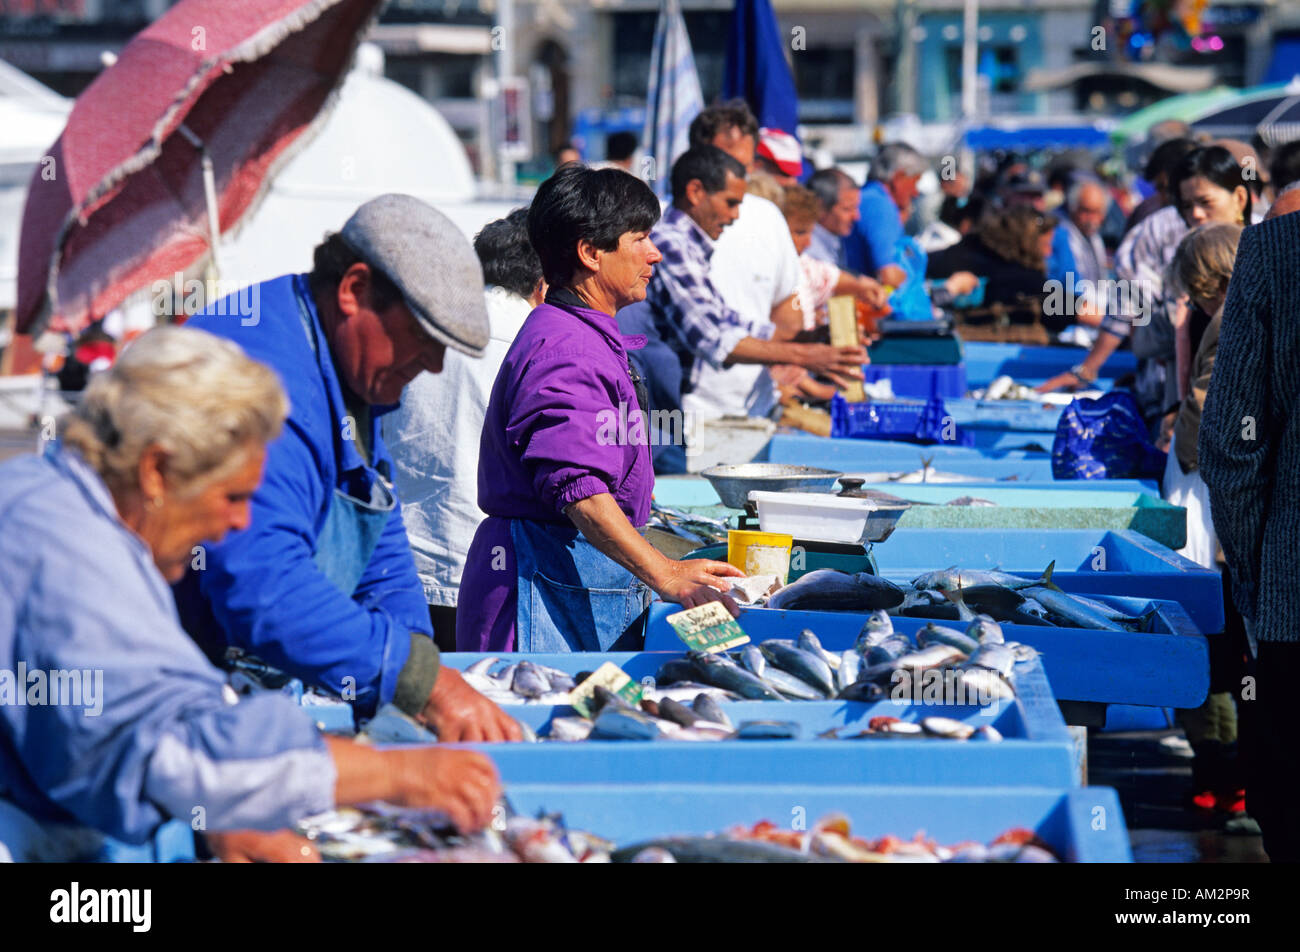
456 300 654 651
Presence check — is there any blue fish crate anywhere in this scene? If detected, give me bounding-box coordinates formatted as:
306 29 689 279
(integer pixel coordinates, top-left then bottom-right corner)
500 784 1132 862
442 650 1076 788
861 363 967 399
829 396 972 446
962 342 1136 389
941 397 1064 433
874 528 1223 636
760 433 1063 481
643 598 1209 709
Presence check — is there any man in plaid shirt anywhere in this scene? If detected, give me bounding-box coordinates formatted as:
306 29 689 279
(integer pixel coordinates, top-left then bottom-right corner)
645 146 866 425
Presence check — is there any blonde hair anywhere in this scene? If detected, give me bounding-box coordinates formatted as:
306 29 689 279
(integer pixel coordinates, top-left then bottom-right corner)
746 170 785 208
782 185 821 228
61 326 289 498
1168 222 1242 304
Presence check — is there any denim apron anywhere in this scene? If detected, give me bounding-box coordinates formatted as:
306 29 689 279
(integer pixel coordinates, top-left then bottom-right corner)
511 289 651 652
291 278 395 596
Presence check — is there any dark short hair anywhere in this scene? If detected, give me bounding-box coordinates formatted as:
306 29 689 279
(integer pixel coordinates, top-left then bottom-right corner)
474 207 543 299
688 99 759 150
670 146 747 202
1270 140 1300 192
1143 137 1197 183
606 131 638 162
309 232 402 311
806 168 856 213
527 164 661 288
1171 145 1253 223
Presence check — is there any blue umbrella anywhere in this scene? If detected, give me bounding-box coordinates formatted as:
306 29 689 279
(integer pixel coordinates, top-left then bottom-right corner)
723 0 799 139
642 0 704 199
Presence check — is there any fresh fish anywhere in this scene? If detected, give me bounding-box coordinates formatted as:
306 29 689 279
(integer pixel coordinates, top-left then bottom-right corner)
760 643 836 696
643 684 741 705
937 586 978 622
966 643 1019 679
922 716 975 739
836 649 862 692
511 662 552 699
518 720 539 743
589 685 635 717
692 693 734 729
913 562 1054 593
767 570 905 612
1018 597 1049 619
867 634 914 665
982 563 1057 590
738 644 767 680
538 667 577 693
690 651 787 701
797 629 841 670
967 617 1004 644
946 496 996 507
657 720 732 742
854 611 894 651
972 725 1003 742
869 716 923 735
1059 593 1156 626
547 716 595 741
735 720 801 740
1008 642 1040 663
953 666 1017 702
656 697 701 728
1021 586 1124 631
590 707 663 741
852 660 906 686
465 657 498 679
759 665 828 700
639 698 661 717
955 585 1027 618
896 644 968 672
917 622 980 654
655 659 703 684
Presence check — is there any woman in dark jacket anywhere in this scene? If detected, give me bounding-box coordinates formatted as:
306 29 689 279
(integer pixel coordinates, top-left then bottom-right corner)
926 205 1058 326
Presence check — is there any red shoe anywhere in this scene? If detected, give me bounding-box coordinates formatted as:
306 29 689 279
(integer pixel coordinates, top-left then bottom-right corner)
1189 790 1217 812
1216 789 1247 814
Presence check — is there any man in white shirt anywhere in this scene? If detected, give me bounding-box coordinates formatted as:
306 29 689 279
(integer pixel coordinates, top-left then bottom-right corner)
686 101 802 421
386 209 543 649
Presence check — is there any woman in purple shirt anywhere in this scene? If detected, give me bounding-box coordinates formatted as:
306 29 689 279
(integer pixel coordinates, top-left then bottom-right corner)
457 165 741 652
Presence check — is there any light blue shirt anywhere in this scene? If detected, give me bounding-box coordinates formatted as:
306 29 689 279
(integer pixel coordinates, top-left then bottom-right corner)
845 180 905 276
807 223 845 269
0 448 335 844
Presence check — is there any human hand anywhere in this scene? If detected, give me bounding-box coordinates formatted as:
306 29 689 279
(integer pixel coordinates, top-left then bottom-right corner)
878 265 907 289
800 344 867 383
944 271 979 297
855 277 891 310
204 830 320 863
651 558 743 616
420 667 523 743
1034 372 1084 394
384 747 502 833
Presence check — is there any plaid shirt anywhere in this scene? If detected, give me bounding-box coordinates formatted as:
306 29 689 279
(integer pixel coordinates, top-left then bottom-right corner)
645 205 771 392
1101 205 1186 340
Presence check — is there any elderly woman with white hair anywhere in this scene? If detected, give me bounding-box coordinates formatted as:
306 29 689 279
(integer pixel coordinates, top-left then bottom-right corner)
0 327 499 861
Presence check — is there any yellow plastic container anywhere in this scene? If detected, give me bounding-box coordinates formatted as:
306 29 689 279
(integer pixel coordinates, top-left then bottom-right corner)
726 529 794 585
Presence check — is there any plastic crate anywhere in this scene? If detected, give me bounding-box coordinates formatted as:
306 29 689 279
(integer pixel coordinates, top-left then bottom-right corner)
643 596 1209 709
442 651 1075 788
499 784 1132 862
861 363 967 399
961 341 1137 389
830 395 972 445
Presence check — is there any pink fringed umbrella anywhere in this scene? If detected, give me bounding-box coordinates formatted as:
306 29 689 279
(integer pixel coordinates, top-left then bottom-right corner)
16 0 384 336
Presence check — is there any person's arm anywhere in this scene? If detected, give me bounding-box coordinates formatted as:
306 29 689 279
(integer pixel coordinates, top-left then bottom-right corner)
727 336 867 389
1199 228 1274 623
769 293 803 340
565 493 742 611
1171 298 1191 401
1035 328 1124 393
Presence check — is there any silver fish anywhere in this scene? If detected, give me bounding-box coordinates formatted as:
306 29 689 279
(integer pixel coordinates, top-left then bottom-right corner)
692 693 733 729
854 611 895 651
1021 586 1123 631
917 622 980 654
896 644 968 672
967 617 1004 644
690 651 786 701
512 662 552 698
760 642 836 696
465 657 499 679
760 665 828 700
953 666 1017 702
972 725 1003 742
837 649 862 692
656 697 700 728
797 629 841 671
967 643 1018 679
867 634 914 665
590 708 663 741
738 644 767 680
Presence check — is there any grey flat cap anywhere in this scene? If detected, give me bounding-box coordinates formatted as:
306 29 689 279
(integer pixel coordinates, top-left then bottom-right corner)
340 194 490 357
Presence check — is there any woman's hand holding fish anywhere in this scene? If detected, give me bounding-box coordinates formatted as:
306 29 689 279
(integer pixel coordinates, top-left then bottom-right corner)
419 667 525 743
651 558 744 616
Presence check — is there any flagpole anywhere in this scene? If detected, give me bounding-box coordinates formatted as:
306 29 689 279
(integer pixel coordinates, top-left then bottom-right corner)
961 0 979 119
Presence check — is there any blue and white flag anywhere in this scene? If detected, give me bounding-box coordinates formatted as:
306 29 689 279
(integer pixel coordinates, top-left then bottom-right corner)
723 0 799 140
643 0 704 200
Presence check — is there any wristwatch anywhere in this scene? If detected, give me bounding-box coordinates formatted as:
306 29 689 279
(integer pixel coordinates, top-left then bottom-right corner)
1070 363 1097 384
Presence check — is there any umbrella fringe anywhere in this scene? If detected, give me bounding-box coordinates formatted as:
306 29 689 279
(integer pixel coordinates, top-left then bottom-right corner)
39 0 382 335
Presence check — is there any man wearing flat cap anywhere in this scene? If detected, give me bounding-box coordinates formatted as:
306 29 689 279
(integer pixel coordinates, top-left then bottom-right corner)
175 194 521 742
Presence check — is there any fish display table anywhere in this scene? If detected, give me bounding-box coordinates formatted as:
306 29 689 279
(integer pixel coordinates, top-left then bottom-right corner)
961 341 1137 389
759 433 1062 481
642 600 1209 709
441 651 1076 788
499 784 1132 862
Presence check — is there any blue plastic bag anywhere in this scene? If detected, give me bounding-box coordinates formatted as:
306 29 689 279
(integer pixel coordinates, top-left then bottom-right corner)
1051 391 1167 479
830 394 972 445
